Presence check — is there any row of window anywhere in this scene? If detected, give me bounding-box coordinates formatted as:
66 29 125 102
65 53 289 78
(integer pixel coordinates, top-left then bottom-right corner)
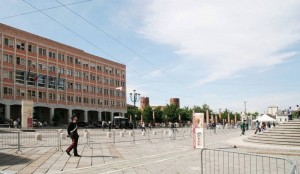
3 70 125 96
3 87 126 107
2 38 125 76
2 54 126 81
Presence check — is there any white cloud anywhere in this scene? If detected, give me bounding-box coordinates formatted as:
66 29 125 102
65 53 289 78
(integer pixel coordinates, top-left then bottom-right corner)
137 0 300 86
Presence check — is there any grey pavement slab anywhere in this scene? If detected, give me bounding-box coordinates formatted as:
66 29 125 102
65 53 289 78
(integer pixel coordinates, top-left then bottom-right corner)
0 128 298 174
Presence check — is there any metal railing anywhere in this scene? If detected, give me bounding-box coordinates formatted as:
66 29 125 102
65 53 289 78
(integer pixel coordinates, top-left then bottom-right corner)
0 127 195 153
200 148 298 174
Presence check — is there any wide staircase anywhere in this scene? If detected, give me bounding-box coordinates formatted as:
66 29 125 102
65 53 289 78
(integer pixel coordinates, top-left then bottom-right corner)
244 119 300 146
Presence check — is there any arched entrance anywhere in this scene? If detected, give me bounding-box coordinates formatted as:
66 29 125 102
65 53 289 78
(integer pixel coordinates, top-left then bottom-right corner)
54 108 69 125
72 109 84 122
88 111 98 123
101 111 112 121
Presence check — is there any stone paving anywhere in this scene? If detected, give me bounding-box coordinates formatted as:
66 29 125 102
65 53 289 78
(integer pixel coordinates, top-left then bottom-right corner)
0 128 298 174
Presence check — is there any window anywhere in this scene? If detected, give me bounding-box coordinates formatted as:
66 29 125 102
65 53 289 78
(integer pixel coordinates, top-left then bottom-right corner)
97 76 102 83
67 56 73 63
16 89 25 96
75 83 81 90
67 82 73 90
39 92 46 99
48 76 56 89
83 85 88 92
104 100 109 106
58 53 65 61
83 72 89 80
37 75 46 87
90 74 96 81
90 86 96 93
67 69 73 76
83 97 89 104
104 77 109 84
75 58 81 65
104 88 109 95
28 44 37 53
28 60 36 68
28 90 36 98
98 99 102 106
83 61 89 68
91 98 96 104
4 38 13 47
67 95 73 102
97 65 102 71
16 41 25 50
58 67 65 74
75 70 81 78
76 96 81 103
59 94 65 101
15 71 25 84
110 89 114 96
16 57 26 65
48 51 56 58
3 87 13 95
49 93 56 100
3 71 13 79
48 66 56 73
3 54 13 63
38 47 46 56
97 88 102 94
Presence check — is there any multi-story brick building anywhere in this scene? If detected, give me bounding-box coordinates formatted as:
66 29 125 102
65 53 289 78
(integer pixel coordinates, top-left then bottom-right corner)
0 23 126 125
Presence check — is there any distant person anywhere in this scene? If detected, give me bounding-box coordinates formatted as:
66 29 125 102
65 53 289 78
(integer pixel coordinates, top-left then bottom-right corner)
254 120 261 134
108 121 112 132
102 121 106 131
240 121 246 135
66 114 80 157
295 105 300 118
261 122 266 131
267 122 271 128
148 123 152 131
141 122 146 132
273 122 276 127
13 120 18 128
288 107 292 120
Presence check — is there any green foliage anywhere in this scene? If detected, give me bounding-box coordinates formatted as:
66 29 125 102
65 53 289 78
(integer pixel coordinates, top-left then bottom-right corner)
154 107 163 123
142 106 153 123
163 104 178 122
177 107 192 121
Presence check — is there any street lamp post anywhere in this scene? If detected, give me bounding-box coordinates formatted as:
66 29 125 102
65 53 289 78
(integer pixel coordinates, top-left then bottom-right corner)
130 90 140 128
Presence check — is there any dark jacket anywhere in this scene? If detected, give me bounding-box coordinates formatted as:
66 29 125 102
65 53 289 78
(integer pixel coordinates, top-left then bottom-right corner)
67 122 78 137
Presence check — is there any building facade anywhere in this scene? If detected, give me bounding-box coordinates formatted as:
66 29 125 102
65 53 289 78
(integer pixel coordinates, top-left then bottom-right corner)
0 23 126 125
170 98 180 108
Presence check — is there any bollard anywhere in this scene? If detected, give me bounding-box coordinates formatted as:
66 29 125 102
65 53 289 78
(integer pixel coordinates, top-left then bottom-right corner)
153 131 156 135
122 129 126 132
133 130 135 144
56 129 63 151
129 131 133 136
113 131 115 144
107 132 112 138
164 130 168 135
120 132 124 137
35 133 42 140
16 129 22 154
142 131 146 136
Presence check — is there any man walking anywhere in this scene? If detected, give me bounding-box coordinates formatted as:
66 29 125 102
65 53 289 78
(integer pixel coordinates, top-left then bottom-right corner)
66 114 80 157
254 120 261 134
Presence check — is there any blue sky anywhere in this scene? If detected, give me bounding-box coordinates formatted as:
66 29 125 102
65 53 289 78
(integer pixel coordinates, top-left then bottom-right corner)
1 0 300 113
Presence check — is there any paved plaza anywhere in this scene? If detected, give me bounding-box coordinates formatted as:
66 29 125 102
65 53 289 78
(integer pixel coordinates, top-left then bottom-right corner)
0 128 299 174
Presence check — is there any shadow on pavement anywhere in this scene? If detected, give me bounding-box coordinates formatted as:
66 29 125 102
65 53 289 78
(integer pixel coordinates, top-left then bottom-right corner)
0 152 32 166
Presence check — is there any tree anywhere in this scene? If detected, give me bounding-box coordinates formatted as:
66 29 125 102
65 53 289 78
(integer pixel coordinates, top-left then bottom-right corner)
163 104 178 122
177 107 192 121
142 106 153 123
154 107 163 123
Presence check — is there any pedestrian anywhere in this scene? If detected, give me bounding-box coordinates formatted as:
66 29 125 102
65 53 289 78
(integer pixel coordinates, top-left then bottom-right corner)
288 107 292 120
240 121 246 136
108 121 112 132
102 121 105 131
141 122 146 132
272 122 275 127
13 120 18 128
261 122 266 131
254 120 261 134
267 122 271 128
66 114 80 157
148 122 152 131
296 105 300 118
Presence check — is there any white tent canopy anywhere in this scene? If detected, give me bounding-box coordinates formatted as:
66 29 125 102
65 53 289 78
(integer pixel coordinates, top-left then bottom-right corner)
253 114 277 122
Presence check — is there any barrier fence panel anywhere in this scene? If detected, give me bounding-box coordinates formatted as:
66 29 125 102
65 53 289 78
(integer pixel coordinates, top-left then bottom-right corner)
200 148 298 174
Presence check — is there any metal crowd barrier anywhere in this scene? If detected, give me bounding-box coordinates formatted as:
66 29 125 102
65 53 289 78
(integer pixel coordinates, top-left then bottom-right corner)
0 127 192 153
200 148 298 174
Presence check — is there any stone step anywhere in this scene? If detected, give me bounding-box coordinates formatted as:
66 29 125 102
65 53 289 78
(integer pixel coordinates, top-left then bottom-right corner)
244 139 300 146
246 136 300 142
254 133 300 138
